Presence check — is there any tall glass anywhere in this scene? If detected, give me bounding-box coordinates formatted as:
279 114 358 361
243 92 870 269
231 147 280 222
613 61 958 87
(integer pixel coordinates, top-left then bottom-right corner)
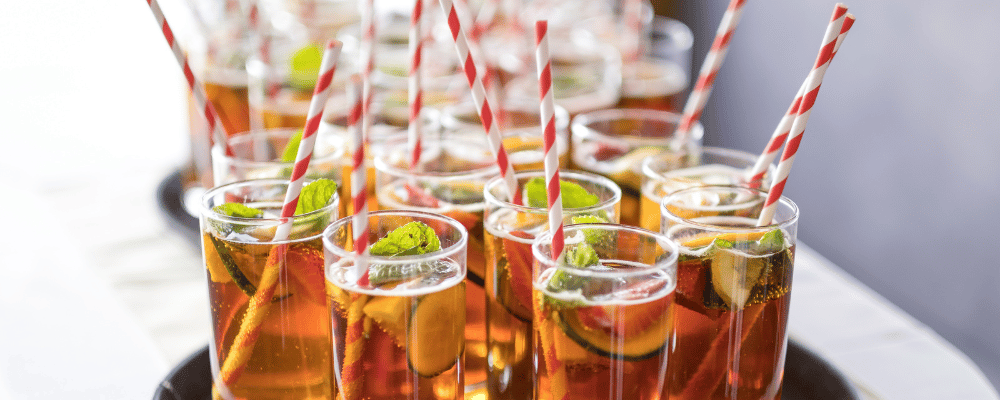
571 108 703 227
483 171 622 399
638 146 774 232
660 185 798 400
200 179 340 399
618 17 693 112
532 223 678 400
324 210 468 400
374 136 499 391
440 100 571 172
212 128 347 216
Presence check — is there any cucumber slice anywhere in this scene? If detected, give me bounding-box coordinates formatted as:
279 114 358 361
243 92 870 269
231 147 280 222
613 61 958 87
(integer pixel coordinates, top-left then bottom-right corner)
407 282 466 377
553 299 671 361
208 235 257 296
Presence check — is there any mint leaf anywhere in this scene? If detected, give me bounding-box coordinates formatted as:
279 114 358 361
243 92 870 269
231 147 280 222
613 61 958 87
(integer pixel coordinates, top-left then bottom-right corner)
570 215 609 245
280 130 304 162
295 179 339 215
524 177 600 209
714 238 735 249
289 44 322 89
213 203 264 218
369 222 441 257
566 242 599 268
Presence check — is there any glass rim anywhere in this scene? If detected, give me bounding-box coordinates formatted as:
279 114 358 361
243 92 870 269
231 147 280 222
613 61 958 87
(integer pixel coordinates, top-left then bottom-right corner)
640 146 762 180
660 184 799 234
652 15 694 50
213 127 346 168
373 136 502 180
439 100 571 132
570 108 705 147
484 169 622 215
322 209 470 265
532 223 679 278
200 178 341 226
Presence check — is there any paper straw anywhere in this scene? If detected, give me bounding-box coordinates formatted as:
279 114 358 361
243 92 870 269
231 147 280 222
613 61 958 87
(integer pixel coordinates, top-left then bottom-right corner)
348 75 368 274
746 13 855 188
535 20 569 400
408 0 424 168
361 0 376 150
756 6 851 226
673 0 749 141
216 40 342 388
439 0 522 205
341 293 368 400
622 0 644 66
145 0 234 158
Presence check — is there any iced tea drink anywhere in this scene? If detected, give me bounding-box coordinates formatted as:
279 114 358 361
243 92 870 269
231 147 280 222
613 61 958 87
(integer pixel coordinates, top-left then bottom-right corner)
374 137 498 390
483 171 622 399
638 147 774 232
324 210 468 400
532 223 678 400
660 185 798 400
571 108 703 227
200 179 340 399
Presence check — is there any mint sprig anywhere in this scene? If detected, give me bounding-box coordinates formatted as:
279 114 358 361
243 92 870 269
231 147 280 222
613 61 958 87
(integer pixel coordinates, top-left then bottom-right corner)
369 222 442 257
525 177 600 209
213 203 263 218
280 130 304 162
295 179 338 215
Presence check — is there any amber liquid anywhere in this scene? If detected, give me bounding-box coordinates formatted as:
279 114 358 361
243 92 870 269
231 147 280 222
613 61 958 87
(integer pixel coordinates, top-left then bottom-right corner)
484 225 535 399
262 89 311 129
665 246 794 400
203 235 334 399
204 79 251 136
328 281 466 400
533 280 674 400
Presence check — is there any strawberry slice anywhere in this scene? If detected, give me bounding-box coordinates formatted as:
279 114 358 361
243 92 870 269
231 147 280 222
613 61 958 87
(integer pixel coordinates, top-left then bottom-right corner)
285 244 327 305
404 184 442 208
593 142 629 161
502 231 535 319
573 280 670 338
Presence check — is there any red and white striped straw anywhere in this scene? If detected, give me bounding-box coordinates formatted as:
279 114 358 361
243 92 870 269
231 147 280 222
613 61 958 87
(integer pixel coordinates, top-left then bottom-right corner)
455 0 497 105
746 13 854 188
438 0 522 205
361 0 377 147
408 0 424 168
536 21 564 261
145 0 234 158
756 6 852 226
673 0 749 140
622 0 645 66
215 40 342 389
347 75 369 274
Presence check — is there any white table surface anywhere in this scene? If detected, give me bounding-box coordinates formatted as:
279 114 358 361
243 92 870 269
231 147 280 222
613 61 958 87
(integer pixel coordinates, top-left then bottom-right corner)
1 0 997 399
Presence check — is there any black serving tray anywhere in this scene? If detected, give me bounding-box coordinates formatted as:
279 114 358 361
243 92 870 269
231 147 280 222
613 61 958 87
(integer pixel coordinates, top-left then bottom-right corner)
156 169 201 248
152 340 859 400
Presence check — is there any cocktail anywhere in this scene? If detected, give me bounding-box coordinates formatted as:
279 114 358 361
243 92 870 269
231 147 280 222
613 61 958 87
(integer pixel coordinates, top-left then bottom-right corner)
483 171 622 399
660 185 798 400
324 210 467 400
200 178 340 399
212 127 348 216
616 16 693 112
571 108 703 227
532 223 678 400
374 136 498 390
638 146 774 232
440 100 571 171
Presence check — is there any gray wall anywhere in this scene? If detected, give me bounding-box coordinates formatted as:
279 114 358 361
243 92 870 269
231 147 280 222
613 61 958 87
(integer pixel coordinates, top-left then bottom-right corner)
673 0 1000 387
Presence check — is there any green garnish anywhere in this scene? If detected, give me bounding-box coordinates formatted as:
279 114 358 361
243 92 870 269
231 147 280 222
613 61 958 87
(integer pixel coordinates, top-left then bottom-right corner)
280 130 304 162
566 242 599 268
289 44 323 89
757 229 785 252
369 222 442 257
525 177 600 209
295 179 339 215
213 203 264 218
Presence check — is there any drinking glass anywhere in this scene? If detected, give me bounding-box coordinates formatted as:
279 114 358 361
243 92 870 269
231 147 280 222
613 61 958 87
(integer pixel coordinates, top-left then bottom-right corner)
532 223 678 399
374 135 499 391
324 210 468 400
638 146 774 232
660 185 798 400
483 170 622 399
571 108 703 226
200 179 340 399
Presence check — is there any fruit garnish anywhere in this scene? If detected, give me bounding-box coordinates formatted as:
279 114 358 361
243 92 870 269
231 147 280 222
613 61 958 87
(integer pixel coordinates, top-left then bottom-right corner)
207 235 258 296
430 182 483 205
524 177 600 209
500 231 534 320
404 184 442 208
555 294 672 361
407 283 465 377
279 129 304 162
369 221 442 257
288 44 323 89
294 178 339 215
213 203 264 218
682 229 786 310
362 296 410 346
